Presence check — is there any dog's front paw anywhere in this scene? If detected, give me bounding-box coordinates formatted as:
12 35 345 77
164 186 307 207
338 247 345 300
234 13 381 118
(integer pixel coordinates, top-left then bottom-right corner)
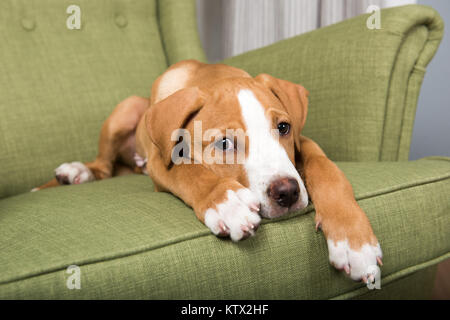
204 189 261 241
55 162 95 185
316 203 383 283
327 238 382 282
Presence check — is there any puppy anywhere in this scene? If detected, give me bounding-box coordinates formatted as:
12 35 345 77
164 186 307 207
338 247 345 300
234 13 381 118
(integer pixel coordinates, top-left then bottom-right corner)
35 60 382 282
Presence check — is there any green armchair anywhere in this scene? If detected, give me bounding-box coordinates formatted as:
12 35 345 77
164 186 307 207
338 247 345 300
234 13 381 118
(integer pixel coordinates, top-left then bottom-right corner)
0 0 448 299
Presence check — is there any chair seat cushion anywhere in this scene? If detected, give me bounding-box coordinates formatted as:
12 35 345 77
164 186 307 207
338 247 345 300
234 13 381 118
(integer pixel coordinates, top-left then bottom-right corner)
0 157 449 299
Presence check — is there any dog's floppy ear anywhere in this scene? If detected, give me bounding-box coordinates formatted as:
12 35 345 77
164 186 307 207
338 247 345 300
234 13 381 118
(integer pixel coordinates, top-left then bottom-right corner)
146 87 205 168
255 73 309 153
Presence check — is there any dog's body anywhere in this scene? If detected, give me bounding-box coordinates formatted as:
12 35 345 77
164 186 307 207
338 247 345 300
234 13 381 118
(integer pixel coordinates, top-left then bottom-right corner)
35 60 382 282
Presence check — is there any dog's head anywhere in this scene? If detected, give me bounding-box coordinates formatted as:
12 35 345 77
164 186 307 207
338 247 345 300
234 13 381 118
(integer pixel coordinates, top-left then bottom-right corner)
147 74 309 218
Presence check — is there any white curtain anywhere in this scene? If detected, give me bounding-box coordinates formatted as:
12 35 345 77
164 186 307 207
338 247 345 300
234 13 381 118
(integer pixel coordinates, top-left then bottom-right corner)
197 0 416 62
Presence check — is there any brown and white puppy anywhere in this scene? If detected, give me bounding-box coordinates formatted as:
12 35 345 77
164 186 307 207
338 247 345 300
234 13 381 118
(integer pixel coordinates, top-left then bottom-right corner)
35 60 382 282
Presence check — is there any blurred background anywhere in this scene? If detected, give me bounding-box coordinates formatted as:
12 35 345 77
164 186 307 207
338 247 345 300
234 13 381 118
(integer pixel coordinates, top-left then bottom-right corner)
196 0 450 161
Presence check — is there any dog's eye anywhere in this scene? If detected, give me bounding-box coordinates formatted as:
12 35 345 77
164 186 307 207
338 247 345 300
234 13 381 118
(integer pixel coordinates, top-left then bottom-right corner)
277 122 290 136
215 138 234 151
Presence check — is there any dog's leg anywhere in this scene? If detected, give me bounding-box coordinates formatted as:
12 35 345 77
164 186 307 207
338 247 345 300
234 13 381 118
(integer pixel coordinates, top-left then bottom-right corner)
297 136 382 282
85 95 149 180
153 162 261 242
33 96 149 191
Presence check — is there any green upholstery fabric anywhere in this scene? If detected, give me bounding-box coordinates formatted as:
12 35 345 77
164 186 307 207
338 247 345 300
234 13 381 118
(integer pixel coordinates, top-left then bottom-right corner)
0 158 449 299
0 3 448 300
0 0 203 199
223 5 444 162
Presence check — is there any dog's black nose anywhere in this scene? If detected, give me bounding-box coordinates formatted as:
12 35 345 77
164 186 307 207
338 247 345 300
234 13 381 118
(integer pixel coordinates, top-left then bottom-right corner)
268 178 300 208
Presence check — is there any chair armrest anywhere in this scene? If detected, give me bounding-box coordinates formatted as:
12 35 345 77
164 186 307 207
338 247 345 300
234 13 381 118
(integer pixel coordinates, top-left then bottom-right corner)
222 5 444 162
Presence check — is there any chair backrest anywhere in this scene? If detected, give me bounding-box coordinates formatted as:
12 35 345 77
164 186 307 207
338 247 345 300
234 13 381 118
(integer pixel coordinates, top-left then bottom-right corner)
0 0 205 198
223 5 444 163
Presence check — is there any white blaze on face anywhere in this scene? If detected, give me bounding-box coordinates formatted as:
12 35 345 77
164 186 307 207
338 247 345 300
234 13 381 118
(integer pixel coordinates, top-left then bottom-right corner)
237 89 308 218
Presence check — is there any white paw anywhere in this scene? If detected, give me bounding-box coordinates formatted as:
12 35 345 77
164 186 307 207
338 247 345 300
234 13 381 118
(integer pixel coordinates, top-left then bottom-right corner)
55 162 95 185
133 153 148 175
204 189 262 242
327 239 383 282
133 153 147 167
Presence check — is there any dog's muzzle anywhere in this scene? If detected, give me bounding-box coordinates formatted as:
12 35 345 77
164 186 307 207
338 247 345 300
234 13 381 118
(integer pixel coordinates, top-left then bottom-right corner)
267 177 300 208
